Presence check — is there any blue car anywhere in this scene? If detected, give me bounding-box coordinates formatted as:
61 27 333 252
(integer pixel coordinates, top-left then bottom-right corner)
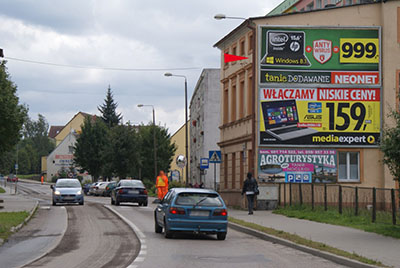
51 178 84 206
154 188 228 240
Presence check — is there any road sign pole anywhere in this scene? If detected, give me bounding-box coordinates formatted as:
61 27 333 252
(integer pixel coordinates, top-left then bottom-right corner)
214 162 217 191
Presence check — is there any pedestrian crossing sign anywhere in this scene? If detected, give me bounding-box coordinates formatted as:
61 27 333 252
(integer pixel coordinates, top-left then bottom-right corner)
209 150 222 163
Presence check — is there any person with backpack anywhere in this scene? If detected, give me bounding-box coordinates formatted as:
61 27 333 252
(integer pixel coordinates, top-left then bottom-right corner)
241 172 259 215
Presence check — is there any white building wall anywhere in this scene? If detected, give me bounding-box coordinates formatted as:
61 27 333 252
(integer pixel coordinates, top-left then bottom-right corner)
190 68 221 189
47 132 77 181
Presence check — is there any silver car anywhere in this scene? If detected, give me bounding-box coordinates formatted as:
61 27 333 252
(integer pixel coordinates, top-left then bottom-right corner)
51 178 84 206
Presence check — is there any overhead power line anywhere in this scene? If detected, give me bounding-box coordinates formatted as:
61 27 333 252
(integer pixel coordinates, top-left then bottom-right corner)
3 56 201 72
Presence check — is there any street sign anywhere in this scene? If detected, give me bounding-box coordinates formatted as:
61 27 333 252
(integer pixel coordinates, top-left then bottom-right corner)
200 158 209 169
209 150 222 163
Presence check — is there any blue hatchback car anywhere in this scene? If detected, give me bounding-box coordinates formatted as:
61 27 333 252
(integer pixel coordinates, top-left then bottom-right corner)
154 188 228 240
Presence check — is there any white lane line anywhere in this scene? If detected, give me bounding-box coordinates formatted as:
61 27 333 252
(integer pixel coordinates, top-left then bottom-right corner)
104 205 146 267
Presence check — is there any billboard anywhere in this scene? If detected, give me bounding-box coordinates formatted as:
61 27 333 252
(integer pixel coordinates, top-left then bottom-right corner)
258 26 381 147
258 149 337 183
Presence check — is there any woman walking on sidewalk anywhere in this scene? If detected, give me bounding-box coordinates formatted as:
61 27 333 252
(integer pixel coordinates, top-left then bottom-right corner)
241 172 258 215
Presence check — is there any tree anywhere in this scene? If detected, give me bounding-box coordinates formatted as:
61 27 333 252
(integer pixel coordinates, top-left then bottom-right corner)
0 62 27 154
73 116 109 181
138 124 176 183
380 110 400 182
98 86 122 128
104 124 140 179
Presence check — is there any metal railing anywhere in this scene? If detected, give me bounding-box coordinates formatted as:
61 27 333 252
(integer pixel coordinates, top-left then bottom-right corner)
275 183 400 225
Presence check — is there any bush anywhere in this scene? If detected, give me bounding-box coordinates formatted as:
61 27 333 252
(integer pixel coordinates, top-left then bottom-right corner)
169 180 185 189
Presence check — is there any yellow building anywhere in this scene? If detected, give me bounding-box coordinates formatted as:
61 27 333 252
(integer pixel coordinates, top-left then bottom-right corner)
41 112 94 180
215 1 399 206
169 121 190 184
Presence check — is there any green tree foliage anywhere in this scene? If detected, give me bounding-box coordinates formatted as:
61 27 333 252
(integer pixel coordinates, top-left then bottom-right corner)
138 124 176 182
74 116 109 181
98 86 122 128
380 110 400 181
105 124 140 179
0 62 27 154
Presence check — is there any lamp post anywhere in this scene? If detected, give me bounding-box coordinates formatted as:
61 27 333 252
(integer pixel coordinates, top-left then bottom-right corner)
214 14 246 20
164 72 189 187
138 104 157 182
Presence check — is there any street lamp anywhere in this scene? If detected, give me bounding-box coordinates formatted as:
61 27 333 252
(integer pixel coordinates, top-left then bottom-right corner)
164 72 189 187
214 14 246 20
138 104 157 182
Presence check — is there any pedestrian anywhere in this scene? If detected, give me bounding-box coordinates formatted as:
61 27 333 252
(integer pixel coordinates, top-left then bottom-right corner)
41 174 44 184
156 170 169 200
194 181 199 188
199 182 204 188
241 172 258 215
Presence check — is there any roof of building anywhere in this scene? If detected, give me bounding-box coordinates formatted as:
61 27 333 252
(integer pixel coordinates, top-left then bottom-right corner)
48 126 64 139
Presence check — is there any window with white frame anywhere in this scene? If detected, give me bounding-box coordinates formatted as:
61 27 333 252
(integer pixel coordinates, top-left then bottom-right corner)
338 151 360 181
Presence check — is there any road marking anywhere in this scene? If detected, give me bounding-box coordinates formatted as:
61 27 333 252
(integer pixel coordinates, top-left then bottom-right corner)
104 205 147 267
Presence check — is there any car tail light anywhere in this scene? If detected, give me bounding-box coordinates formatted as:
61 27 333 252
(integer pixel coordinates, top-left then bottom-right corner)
213 209 227 216
118 189 124 194
169 207 185 215
143 189 148 195
106 186 109 190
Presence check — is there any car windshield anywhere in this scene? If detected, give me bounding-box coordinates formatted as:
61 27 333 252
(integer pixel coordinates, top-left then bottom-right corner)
119 180 144 187
175 193 223 207
56 180 81 188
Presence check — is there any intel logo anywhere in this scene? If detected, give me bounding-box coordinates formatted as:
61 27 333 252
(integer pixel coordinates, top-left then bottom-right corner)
269 33 289 46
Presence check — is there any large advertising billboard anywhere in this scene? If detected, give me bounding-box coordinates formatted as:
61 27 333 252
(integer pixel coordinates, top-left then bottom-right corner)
258 26 381 147
258 149 337 183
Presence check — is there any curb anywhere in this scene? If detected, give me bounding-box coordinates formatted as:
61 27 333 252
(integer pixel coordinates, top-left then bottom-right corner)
228 221 379 268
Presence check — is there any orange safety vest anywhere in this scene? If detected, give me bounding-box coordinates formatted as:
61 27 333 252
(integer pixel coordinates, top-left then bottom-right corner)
156 176 166 187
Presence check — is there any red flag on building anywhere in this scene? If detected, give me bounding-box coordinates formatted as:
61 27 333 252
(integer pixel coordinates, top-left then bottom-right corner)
224 53 248 63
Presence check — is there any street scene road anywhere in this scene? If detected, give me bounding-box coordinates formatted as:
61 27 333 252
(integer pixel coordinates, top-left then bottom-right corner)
0 181 346 268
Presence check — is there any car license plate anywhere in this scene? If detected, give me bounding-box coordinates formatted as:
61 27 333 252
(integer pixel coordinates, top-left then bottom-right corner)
190 210 209 217
128 190 139 194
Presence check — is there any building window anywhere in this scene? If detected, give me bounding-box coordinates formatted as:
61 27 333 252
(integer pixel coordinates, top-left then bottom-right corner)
239 38 245 56
338 151 360 182
316 0 322 9
223 48 229 69
68 146 74 154
230 83 237 122
345 0 352 5
248 32 254 54
223 83 229 124
324 0 329 7
246 74 253 116
231 44 237 64
239 80 245 119
306 2 314 10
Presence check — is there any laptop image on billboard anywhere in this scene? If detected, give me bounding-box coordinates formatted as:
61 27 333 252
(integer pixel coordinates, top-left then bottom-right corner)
262 99 317 141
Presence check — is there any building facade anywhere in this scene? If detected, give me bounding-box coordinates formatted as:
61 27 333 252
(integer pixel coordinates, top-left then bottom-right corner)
215 1 399 207
169 121 190 184
189 68 221 189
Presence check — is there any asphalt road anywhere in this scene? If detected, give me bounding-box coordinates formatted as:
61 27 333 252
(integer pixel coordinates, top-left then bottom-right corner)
8 182 347 268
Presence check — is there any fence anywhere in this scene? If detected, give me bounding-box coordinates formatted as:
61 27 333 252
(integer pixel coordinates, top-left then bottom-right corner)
275 183 400 225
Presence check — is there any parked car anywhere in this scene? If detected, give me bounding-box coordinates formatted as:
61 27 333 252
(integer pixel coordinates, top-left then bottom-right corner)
96 182 111 196
7 174 18 182
51 178 84 206
111 179 148 206
154 188 228 240
88 182 101 196
83 183 93 195
104 181 117 197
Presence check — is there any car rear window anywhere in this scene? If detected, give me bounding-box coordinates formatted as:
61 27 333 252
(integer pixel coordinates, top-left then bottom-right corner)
175 193 223 207
120 180 144 187
56 180 81 188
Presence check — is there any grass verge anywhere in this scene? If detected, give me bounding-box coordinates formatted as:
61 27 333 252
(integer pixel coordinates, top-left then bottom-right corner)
229 216 384 267
0 211 30 241
0 187 5 194
274 205 400 239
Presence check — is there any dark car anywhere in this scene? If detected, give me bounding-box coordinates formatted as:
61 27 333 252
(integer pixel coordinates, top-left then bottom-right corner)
83 183 93 195
104 181 117 197
51 178 84 206
111 179 148 206
154 188 228 240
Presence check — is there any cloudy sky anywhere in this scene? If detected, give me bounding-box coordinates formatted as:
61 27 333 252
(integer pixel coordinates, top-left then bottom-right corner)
1 0 282 134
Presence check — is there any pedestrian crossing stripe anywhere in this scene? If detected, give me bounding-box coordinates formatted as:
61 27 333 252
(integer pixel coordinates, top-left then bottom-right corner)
209 150 221 163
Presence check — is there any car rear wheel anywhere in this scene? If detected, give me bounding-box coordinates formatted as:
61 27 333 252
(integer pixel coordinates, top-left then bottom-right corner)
115 199 120 206
111 198 115 205
155 219 162 233
217 232 227 240
164 219 173 239
52 200 56 206
143 201 148 207
79 200 84 205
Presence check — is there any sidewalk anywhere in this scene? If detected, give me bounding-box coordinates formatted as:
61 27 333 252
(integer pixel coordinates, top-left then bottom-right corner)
0 182 38 213
229 208 400 268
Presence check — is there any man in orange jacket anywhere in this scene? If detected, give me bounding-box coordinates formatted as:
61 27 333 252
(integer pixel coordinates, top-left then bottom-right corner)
156 170 169 200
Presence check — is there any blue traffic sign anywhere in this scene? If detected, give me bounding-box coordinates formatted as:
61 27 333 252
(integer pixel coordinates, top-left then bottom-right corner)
200 158 209 169
209 150 222 163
